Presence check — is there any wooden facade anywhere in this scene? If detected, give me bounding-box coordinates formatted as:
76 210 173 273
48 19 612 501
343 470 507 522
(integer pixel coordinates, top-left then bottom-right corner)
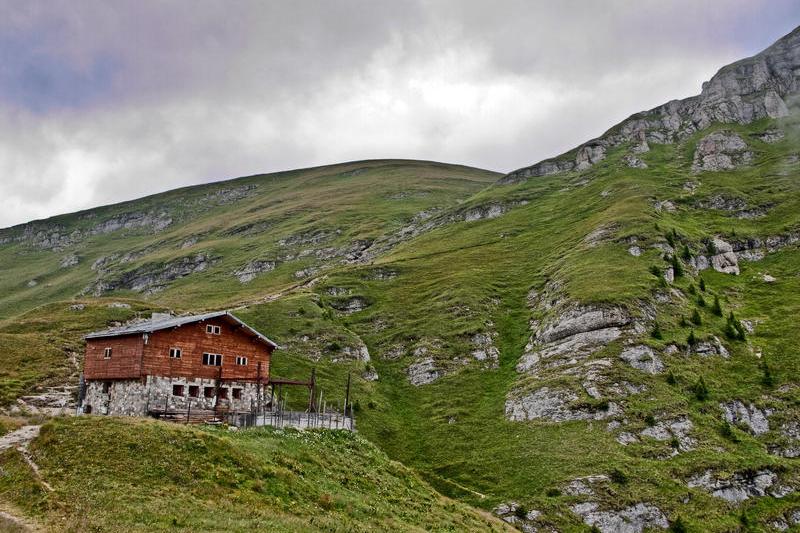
84 313 274 383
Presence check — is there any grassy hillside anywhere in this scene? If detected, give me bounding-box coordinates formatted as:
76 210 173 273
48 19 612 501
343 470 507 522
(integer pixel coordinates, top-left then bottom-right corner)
0 416 510 532
2 32 800 530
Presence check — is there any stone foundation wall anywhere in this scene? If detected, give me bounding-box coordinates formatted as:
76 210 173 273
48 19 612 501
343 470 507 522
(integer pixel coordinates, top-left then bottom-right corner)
83 376 267 416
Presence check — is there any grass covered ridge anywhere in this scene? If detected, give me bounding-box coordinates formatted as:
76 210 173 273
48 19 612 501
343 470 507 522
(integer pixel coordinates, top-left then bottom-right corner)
0 416 511 532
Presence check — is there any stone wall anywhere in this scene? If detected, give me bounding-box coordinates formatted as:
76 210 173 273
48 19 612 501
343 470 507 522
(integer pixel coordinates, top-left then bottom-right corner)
83 376 266 416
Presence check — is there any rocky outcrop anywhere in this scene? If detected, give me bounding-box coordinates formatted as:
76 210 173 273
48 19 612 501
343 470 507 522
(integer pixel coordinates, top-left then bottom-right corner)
493 502 541 533
570 502 668 533
640 416 696 452
504 387 620 422
691 131 753 172
407 358 441 386
330 296 369 314
720 401 772 435
199 184 257 205
692 336 730 358
233 260 277 283
60 253 79 268
470 333 500 366
696 194 772 219
623 154 648 169
500 26 800 184
709 237 740 275
84 252 217 295
619 345 664 375
687 469 787 503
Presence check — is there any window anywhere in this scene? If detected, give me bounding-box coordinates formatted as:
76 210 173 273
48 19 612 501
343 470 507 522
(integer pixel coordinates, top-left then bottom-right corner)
206 324 221 335
218 388 228 399
172 384 184 397
188 385 199 398
169 347 182 359
202 353 222 366
204 387 215 398
103 347 112 359
232 388 242 400
235 356 248 366
102 381 111 394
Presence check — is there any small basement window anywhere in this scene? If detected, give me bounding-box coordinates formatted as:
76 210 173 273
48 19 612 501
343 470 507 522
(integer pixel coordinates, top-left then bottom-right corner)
104 347 112 359
172 384 184 397
218 388 229 399
204 387 215 398
169 347 182 359
202 353 222 366
235 356 248 366
188 385 199 398
206 324 221 335
232 388 242 400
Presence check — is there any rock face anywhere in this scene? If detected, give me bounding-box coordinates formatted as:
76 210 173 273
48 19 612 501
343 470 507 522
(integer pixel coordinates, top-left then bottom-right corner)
640 416 696 452
493 502 541 532
619 345 664 375
709 237 740 275
688 469 781 503
720 401 772 435
407 358 440 386
570 502 668 533
500 26 800 184
233 260 277 283
84 252 216 295
691 131 753 172
504 387 620 422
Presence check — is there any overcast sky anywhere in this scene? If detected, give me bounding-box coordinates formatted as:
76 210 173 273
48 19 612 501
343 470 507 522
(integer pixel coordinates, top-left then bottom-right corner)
1 1 798 228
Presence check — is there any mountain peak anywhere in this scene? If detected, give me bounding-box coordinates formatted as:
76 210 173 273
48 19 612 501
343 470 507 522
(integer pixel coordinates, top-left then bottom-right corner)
501 24 800 184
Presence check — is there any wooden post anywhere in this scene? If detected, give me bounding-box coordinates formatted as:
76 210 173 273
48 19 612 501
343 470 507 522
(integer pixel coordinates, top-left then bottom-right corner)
186 398 192 424
307 368 316 413
344 372 351 418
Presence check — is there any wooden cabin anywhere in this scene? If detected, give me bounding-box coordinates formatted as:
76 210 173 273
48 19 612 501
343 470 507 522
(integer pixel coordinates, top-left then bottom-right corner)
82 311 276 416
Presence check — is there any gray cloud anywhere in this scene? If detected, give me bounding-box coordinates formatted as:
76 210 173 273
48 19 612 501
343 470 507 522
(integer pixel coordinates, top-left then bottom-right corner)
1 0 798 227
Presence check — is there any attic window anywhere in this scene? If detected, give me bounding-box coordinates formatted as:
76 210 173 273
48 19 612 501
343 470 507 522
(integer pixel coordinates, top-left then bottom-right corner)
103 347 112 359
206 324 221 335
236 356 248 366
169 347 182 359
202 353 222 366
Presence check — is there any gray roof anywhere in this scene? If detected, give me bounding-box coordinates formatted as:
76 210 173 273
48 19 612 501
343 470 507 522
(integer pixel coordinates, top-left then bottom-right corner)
85 310 278 348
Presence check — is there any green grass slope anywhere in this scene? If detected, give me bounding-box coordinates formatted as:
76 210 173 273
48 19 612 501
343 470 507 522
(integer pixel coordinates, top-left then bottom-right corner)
0 416 511 532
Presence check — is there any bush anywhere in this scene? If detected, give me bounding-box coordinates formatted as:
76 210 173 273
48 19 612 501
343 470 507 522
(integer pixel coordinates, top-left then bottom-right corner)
545 488 561 497
693 376 709 401
711 295 723 316
706 240 717 255
696 295 706 307
720 421 739 442
651 322 663 340
649 265 662 277
666 371 677 385
670 516 687 533
514 505 528 519
666 231 676 248
690 308 702 326
761 359 775 388
609 468 629 485
687 284 697 295
699 277 706 291
680 315 689 328
681 245 692 261
687 330 697 346
725 312 746 341
671 255 684 278
645 414 656 426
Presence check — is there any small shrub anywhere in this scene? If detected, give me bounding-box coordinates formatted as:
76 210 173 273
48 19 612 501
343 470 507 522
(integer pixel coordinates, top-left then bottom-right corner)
367 401 377 409
761 359 775 388
720 421 739 442
681 245 692 260
669 436 680 449
666 371 677 385
318 492 335 510
326 341 341 352
545 488 561 497
706 240 717 255
666 231 676 248
699 277 706 291
696 295 706 307
651 322 663 340
670 516 687 533
711 295 723 316
687 284 697 295
680 315 689 328
514 505 528 519
645 414 656 426
693 376 709 401
671 254 684 278
298 307 306 315
609 468 629 485
690 308 702 326
649 265 662 277
687 330 697 346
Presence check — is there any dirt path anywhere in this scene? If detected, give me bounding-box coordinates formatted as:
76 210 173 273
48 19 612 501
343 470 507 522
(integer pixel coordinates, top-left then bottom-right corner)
0 425 40 452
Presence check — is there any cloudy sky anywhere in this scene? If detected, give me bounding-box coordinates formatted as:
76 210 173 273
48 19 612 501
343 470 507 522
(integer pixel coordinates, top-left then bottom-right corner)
1 1 798 228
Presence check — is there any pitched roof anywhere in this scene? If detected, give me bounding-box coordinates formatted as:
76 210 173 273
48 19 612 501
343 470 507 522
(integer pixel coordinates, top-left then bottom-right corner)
85 310 278 348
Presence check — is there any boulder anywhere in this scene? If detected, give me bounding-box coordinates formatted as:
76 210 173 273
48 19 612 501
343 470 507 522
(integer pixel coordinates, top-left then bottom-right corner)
619 345 664 375
720 401 772 435
407 358 440 386
691 131 753 172
570 502 668 533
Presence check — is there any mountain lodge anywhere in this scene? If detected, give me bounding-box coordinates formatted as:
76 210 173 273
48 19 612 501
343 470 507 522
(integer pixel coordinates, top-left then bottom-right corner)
81 311 277 417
